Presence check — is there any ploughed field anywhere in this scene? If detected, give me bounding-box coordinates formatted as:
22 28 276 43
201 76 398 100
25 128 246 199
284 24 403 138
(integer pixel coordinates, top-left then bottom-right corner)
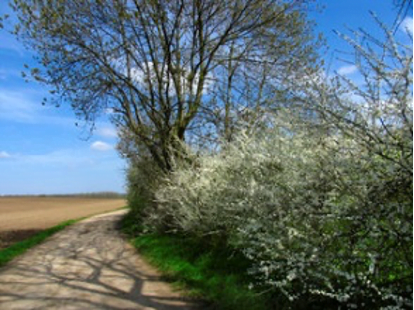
0 196 125 249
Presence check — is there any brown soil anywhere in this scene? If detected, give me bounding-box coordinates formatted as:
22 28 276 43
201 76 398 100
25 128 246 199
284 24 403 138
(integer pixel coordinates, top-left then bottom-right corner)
0 197 126 248
0 210 201 310
0 197 126 231
0 229 44 250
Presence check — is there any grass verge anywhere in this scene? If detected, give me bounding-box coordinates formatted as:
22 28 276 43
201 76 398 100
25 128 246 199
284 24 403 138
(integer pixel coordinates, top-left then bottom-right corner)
123 223 272 309
0 219 77 267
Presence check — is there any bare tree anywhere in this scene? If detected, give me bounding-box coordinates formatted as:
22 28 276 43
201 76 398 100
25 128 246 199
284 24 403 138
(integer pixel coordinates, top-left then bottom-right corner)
12 0 320 171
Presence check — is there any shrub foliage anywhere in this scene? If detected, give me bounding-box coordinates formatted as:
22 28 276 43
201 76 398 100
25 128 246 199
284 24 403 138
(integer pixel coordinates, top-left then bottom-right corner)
153 113 411 308
133 23 413 309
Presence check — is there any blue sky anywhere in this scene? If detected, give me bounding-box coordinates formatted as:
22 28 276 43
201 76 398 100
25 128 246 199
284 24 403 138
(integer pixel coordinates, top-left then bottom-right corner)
0 1 412 195
0 1 125 195
310 1 412 74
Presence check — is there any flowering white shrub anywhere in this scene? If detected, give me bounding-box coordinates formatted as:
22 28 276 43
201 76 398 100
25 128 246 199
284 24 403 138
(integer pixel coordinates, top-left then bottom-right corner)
136 17 412 309
153 116 411 308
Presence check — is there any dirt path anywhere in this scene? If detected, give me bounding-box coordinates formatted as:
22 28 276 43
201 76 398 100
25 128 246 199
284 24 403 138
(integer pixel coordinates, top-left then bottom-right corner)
0 210 200 310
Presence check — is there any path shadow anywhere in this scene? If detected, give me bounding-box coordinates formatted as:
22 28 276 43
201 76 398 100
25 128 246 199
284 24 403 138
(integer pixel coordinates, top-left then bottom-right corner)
0 212 203 310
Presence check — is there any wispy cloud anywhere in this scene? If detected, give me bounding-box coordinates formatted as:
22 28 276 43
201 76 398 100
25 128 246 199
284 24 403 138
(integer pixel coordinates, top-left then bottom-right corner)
0 150 87 168
0 70 8 80
0 89 40 122
0 151 11 159
0 3 27 57
0 29 26 57
91 141 113 151
0 88 78 126
96 126 118 138
0 68 23 80
21 150 93 167
400 17 413 35
4 148 117 166
337 65 357 76
0 147 125 195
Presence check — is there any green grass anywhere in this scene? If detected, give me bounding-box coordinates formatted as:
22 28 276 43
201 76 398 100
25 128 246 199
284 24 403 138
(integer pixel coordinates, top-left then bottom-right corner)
127 231 272 310
0 219 78 267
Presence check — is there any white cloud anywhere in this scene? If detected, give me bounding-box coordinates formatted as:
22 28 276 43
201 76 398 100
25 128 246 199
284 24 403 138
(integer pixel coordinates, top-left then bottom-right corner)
111 59 215 96
400 17 413 35
337 65 357 76
104 108 116 115
91 141 113 151
97 126 118 138
0 151 11 158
